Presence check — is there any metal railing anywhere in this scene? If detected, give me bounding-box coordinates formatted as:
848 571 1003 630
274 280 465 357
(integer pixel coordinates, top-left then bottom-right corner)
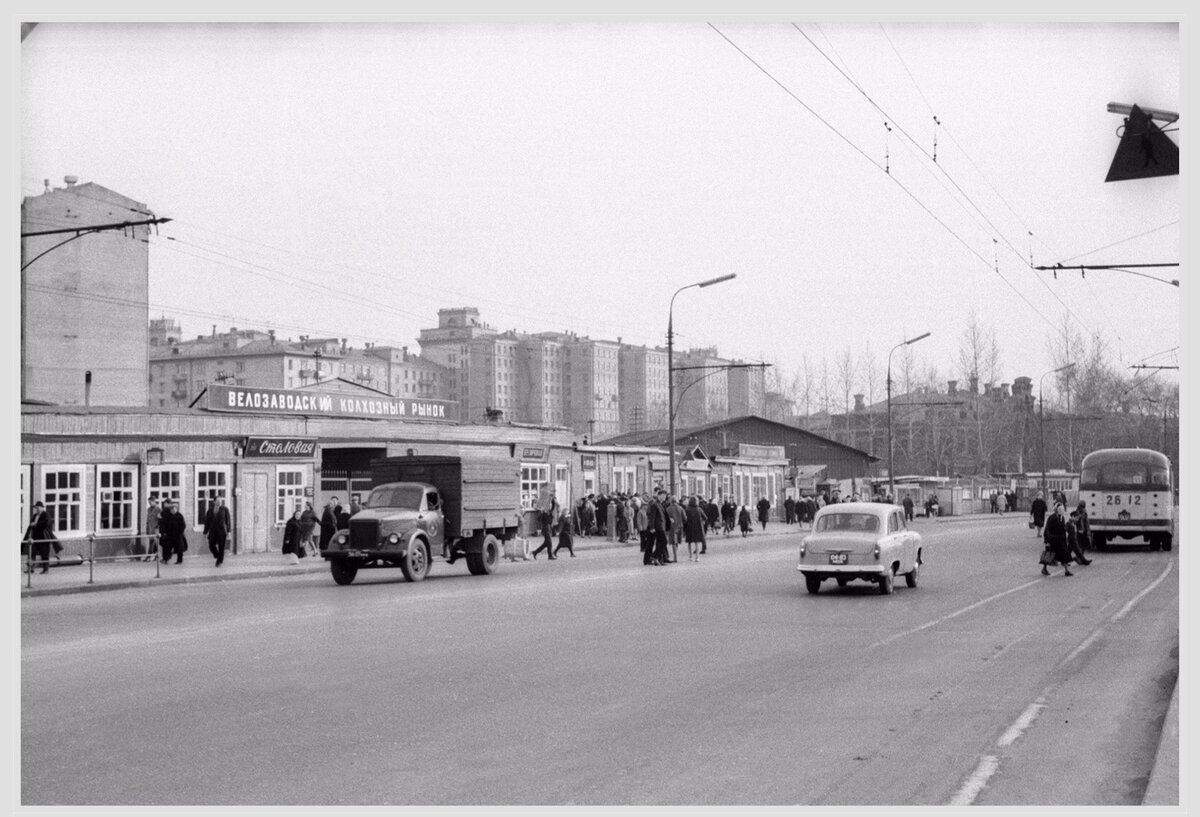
22 534 163 589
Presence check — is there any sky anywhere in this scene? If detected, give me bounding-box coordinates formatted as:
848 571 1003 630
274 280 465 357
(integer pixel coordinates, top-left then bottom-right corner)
14 15 1182 405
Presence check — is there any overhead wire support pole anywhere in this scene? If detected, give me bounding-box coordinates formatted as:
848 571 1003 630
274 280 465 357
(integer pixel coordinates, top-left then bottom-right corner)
1129 365 1179 370
21 217 173 272
1034 262 1179 288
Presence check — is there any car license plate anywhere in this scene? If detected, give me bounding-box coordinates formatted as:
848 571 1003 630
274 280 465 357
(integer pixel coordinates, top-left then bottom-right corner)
829 552 847 565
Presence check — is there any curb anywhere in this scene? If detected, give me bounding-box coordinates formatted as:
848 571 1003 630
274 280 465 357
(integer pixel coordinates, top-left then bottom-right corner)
20 563 330 597
1142 677 1180 805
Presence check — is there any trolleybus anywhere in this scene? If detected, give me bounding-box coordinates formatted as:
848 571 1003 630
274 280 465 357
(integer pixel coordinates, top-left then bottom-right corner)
1078 448 1175 551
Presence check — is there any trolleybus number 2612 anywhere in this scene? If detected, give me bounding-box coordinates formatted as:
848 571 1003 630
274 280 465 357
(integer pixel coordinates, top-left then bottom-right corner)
1078 447 1174 552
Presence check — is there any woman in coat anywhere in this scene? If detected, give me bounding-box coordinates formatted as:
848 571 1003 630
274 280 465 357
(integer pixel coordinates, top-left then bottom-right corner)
1041 503 1074 577
738 505 753 537
684 497 707 562
282 510 302 564
1030 492 1049 538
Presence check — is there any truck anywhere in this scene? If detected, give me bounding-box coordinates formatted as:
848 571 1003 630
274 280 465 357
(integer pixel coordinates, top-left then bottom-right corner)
322 455 523 585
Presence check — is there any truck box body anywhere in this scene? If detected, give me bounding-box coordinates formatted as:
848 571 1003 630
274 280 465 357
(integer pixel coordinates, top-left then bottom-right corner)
370 455 521 538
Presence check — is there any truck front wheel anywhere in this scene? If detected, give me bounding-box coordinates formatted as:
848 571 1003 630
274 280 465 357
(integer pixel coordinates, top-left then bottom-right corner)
467 534 501 576
330 559 358 585
400 539 429 582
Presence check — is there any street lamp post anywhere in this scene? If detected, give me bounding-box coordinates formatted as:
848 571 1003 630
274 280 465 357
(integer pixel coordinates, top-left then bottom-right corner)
887 332 931 503
668 273 736 499
1039 363 1076 499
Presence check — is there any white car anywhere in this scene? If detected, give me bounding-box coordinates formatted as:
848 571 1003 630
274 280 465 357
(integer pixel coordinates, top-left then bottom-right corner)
797 502 923 595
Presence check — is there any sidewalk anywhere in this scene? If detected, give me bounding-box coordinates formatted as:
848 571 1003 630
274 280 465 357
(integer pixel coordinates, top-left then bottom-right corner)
19 512 1010 599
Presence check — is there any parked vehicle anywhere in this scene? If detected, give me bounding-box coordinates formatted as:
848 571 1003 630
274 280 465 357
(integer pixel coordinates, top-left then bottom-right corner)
322 455 521 585
796 502 922 595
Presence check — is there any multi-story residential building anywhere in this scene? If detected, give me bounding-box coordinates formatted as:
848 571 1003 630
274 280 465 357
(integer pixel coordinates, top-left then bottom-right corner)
516 333 566 426
149 328 449 409
618 344 669 434
727 361 766 417
417 307 499 422
674 347 729 428
563 334 621 440
21 177 155 406
462 332 520 424
149 330 344 408
367 345 447 401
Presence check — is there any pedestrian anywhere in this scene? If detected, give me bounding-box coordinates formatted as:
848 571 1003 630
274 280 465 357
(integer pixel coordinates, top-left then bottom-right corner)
756 495 771 531
143 497 162 561
203 496 231 566
350 495 362 517
1067 509 1093 565
738 505 752 537
784 496 796 525
704 498 720 542
532 486 559 560
929 496 939 519
721 498 736 536
684 496 706 562
999 492 1008 514
902 495 914 522
666 495 686 563
1041 503 1074 576
1029 491 1048 538
23 501 57 573
299 501 319 557
159 499 188 564
319 497 339 551
1075 501 1093 552
990 492 999 514
595 493 609 537
648 491 671 564
282 509 303 564
635 495 655 565
553 508 576 557
623 496 636 545
580 496 595 537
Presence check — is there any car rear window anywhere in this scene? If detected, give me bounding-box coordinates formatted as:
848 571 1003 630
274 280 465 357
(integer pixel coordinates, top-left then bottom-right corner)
816 513 880 533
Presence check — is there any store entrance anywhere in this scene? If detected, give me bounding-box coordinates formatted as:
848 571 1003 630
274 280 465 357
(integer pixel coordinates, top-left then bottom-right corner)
319 446 387 510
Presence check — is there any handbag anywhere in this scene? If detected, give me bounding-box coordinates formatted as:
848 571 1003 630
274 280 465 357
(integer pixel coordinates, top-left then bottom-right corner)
1039 548 1057 566
1028 519 1036 530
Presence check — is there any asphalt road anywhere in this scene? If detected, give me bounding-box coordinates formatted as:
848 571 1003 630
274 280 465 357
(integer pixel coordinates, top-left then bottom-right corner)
21 516 1178 806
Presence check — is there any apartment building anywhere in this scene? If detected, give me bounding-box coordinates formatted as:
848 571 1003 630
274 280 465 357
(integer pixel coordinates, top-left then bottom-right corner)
21 178 155 406
673 347 730 428
617 345 669 434
417 307 499 422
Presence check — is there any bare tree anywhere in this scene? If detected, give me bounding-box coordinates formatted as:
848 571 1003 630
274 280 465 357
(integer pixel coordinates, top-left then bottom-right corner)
860 341 881 456
835 345 857 445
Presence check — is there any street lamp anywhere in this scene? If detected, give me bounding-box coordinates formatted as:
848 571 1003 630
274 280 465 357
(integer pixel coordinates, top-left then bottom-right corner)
1039 363 1076 500
668 273 737 499
887 332 931 503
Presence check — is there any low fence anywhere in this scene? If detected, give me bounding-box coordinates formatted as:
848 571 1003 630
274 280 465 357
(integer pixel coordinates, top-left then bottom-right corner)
22 534 163 589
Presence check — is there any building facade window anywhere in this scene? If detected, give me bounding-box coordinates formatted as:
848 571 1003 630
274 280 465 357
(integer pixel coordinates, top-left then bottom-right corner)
520 463 549 510
195 466 231 528
42 467 84 536
97 465 137 532
276 466 306 524
148 467 184 505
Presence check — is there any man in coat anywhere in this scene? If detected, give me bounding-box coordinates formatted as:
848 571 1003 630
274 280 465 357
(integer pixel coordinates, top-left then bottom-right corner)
143 497 162 561
902 495 914 522
159 499 188 564
647 491 671 564
204 496 231 566
319 497 339 551
756 496 771 531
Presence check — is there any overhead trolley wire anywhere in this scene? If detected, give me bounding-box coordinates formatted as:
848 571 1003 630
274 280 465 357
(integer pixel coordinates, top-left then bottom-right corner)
797 24 1086 337
708 23 1058 336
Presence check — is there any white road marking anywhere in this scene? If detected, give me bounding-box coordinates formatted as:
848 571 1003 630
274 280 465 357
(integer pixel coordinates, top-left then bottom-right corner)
997 697 1047 747
945 559 1176 805
1110 558 1174 622
868 578 1043 648
949 755 999 806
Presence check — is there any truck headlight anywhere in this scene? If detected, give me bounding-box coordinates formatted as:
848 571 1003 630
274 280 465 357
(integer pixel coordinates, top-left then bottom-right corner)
387 533 400 545
336 533 348 546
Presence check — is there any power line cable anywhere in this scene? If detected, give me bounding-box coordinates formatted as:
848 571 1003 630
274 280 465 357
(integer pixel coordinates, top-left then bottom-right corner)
708 23 1058 335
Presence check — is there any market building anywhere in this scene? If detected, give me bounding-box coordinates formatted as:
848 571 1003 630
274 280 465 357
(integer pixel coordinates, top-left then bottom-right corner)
20 383 579 558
